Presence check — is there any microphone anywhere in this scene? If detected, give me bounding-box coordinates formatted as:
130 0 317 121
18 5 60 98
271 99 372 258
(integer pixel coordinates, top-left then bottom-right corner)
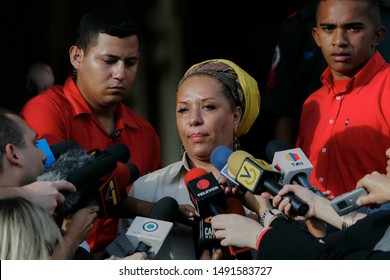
211 146 246 192
266 139 325 197
88 143 130 164
227 150 309 216
37 144 134 220
192 197 253 259
50 140 79 160
125 197 178 259
184 167 227 217
36 139 79 169
184 168 252 259
95 161 140 218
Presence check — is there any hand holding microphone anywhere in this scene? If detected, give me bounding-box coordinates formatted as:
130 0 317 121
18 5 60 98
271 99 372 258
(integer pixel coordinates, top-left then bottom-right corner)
185 168 253 259
226 150 309 216
211 213 262 250
37 142 139 221
265 139 325 197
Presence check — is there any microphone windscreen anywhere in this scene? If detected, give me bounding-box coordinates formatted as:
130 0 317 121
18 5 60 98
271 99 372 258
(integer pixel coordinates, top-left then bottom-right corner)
265 139 289 162
115 162 131 187
148 197 179 223
36 147 94 182
125 162 140 184
104 143 131 163
67 155 117 187
184 167 208 184
227 150 253 176
210 146 233 171
50 140 79 159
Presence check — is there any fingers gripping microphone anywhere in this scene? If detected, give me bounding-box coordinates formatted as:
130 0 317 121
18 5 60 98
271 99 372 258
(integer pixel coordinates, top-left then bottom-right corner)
227 150 309 216
266 139 325 197
37 144 134 221
210 146 246 192
184 168 227 217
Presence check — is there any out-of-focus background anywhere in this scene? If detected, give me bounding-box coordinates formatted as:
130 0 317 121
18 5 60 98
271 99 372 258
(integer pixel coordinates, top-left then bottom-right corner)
3 0 389 165
52 0 298 166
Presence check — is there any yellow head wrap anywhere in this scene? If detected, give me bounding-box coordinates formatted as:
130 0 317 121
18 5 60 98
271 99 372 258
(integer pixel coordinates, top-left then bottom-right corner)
181 59 260 137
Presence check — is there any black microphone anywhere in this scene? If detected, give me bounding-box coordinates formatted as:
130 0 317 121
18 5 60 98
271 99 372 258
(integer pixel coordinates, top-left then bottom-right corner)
37 144 133 221
184 167 227 217
36 139 79 169
50 140 79 160
95 161 140 218
192 197 253 260
88 143 130 164
266 139 325 197
227 150 309 216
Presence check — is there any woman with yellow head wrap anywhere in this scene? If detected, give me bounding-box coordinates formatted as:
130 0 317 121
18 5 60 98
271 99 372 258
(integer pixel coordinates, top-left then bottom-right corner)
180 59 260 138
125 59 260 260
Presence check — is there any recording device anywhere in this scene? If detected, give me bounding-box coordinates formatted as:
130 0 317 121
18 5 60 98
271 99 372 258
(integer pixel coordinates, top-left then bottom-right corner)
331 188 367 216
210 146 246 192
50 140 79 160
88 143 130 164
36 139 79 169
125 197 178 259
185 168 252 259
95 161 139 218
106 197 178 258
37 143 138 221
192 197 253 259
192 215 220 259
227 150 309 216
266 139 325 197
184 167 227 217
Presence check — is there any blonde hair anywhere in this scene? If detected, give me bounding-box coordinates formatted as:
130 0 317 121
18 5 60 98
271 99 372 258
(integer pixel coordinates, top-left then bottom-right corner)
0 197 62 259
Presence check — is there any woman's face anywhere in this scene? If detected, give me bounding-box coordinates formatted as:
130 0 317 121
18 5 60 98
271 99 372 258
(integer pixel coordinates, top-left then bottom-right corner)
176 75 241 162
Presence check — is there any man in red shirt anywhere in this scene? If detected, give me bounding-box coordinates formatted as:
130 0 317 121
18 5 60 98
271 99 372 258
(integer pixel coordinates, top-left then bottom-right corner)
21 7 161 254
297 0 390 198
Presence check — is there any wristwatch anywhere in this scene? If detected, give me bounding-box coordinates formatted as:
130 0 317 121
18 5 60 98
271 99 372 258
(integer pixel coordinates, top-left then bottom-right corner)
260 209 286 228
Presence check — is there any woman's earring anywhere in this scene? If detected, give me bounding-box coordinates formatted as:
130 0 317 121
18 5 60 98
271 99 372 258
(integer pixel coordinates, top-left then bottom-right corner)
180 144 186 157
233 136 240 151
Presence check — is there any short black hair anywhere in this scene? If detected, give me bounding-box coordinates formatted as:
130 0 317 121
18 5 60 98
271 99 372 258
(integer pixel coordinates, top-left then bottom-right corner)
0 108 25 174
315 0 382 26
75 7 139 53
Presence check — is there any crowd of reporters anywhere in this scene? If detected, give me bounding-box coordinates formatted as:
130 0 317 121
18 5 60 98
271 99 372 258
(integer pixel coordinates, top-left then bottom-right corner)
2 0 390 260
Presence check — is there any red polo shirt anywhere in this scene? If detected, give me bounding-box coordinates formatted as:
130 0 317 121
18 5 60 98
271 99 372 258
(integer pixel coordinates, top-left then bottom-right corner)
297 51 390 197
21 76 161 253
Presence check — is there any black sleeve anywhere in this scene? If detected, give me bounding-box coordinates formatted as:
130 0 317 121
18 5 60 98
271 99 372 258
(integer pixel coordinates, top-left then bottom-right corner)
256 217 390 260
323 210 390 250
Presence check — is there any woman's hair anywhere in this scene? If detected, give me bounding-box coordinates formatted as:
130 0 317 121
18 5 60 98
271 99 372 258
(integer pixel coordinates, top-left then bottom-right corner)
0 197 61 259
